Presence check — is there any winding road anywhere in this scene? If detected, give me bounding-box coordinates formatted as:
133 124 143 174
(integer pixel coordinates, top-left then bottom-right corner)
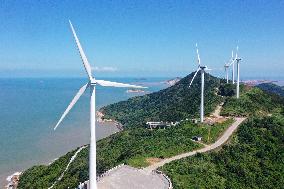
143 117 246 173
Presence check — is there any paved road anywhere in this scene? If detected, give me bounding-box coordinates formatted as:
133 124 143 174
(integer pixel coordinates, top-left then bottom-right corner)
144 117 246 173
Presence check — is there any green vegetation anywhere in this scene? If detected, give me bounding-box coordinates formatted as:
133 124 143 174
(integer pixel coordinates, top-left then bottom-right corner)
221 86 284 116
160 114 284 189
202 118 234 143
18 149 77 189
18 118 234 188
257 83 284 97
101 72 222 127
218 83 236 97
17 73 284 188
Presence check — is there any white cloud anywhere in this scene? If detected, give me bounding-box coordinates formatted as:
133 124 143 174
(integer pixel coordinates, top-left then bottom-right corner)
91 66 118 72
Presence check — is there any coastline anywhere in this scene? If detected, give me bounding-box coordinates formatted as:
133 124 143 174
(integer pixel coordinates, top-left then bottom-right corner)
5 111 123 188
97 110 124 131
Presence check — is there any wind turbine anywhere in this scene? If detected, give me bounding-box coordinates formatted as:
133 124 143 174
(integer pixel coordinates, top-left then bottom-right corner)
54 21 146 189
189 43 211 123
224 50 234 83
235 46 242 98
224 64 229 83
229 50 235 84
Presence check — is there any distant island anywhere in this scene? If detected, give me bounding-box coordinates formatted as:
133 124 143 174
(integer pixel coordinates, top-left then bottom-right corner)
162 77 182 86
126 89 146 93
242 79 278 86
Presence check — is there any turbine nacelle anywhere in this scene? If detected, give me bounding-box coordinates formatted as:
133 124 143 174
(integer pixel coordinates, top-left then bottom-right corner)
189 44 210 88
90 78 96 85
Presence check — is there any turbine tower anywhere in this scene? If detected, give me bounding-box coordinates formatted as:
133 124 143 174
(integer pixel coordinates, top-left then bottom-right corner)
224 50 234 83
224 64 229 83
54 21 146 189
189 43 210 123
235 46 241 98
230 56 235 84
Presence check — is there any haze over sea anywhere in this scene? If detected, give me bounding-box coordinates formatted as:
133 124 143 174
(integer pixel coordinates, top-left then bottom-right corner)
0 77 168 186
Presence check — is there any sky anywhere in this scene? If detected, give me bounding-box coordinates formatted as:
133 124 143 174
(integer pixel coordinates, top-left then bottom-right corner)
0 0 283 79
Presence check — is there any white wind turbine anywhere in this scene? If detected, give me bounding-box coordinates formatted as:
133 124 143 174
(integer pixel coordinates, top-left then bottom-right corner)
224 50 234 83
54 21 146 189
189 43 211 123
229 50 236 84
235 46 242 98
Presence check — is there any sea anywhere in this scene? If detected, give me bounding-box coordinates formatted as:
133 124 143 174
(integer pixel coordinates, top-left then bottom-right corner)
0 77 169 186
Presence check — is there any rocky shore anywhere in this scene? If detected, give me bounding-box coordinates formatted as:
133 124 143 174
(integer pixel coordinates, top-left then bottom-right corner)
97 111 123 131
5 172 21 189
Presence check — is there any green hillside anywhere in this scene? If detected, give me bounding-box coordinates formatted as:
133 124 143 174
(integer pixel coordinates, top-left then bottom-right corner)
17 73 284 188
18 118 236 189
160 114 284 189
101 72 222 127
221 86 283 116
257 83 284 97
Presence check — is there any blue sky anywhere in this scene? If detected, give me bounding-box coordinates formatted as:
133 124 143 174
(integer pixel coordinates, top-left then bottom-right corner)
0 0 283 78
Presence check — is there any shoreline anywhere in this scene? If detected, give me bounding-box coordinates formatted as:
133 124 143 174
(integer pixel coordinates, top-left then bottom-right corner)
5 172 21 189
5 111 123 188
97 110 124 131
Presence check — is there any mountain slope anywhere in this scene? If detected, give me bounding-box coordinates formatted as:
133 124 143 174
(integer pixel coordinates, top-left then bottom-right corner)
101 72 222 127
221 86 284 116
17 73 284 188
257 83 284 97
161 114 284 189
18 120 237 188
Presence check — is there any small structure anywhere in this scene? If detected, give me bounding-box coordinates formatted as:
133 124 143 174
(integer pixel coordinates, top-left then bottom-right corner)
192 136 202 141
191 119 198 124
146 122 171 129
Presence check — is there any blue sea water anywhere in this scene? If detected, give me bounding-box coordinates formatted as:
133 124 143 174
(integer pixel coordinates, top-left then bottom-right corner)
0 77 168 186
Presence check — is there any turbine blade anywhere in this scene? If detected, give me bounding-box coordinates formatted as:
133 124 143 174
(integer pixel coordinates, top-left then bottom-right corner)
96 80 147 88
69 20 93 80
235 46 239 59
54 83 89 130
229 57 236 66
196 43 201 65
189 68 200 88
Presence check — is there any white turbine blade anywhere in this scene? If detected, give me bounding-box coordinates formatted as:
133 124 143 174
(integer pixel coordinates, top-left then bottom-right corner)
229 57 236 66
69 20 93 80
227 50 234 65
189 68 200 88
96 80 147 88
235 46 239 59
54 83 89 130
195 43 201 65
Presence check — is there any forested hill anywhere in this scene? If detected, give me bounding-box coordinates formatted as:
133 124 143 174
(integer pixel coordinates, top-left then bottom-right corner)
257 83 284 97
161 114 284 188
101 72 222 127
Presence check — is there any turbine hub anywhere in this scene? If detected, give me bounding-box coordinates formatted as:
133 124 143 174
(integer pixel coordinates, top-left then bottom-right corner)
90 78 97 85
